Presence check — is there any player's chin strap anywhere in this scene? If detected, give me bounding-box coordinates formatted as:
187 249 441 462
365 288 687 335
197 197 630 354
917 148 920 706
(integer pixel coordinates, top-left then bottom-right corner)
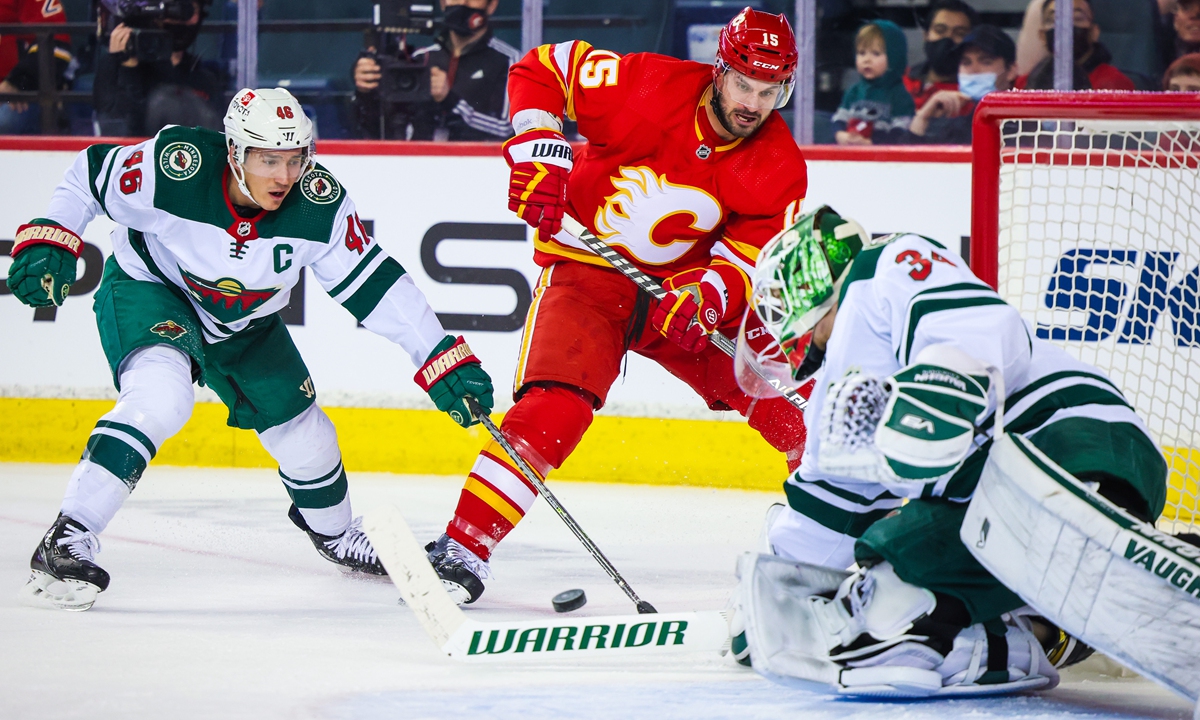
559 214 808 412
228 156 262 209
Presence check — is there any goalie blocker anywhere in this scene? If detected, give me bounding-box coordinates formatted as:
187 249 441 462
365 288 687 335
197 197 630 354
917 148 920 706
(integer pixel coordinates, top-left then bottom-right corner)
962 432 1200 702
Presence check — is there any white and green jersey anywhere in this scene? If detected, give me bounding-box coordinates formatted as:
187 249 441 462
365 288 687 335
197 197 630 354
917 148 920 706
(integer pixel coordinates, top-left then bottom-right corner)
786 233 1157 536
44 125 444 365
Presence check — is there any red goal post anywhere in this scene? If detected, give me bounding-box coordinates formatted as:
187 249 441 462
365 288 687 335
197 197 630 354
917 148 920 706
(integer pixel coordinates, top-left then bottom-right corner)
969 91 1200 531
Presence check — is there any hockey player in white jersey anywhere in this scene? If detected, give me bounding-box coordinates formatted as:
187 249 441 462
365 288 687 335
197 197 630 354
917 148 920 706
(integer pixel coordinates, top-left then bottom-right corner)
6 88 495 611
726 207 1195 701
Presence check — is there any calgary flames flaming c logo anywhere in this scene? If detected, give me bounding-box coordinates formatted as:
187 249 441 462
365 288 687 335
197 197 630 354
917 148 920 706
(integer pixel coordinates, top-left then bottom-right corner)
593 166 722 266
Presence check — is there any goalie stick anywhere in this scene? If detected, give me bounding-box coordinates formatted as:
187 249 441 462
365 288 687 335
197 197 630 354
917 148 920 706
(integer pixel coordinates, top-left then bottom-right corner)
363 504 729 661
465 398 657 614
559 215 808 412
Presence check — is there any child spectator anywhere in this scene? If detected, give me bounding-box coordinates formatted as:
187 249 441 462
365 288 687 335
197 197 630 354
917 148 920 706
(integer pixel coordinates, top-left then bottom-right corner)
834 21 915 145
1163 51 1200 89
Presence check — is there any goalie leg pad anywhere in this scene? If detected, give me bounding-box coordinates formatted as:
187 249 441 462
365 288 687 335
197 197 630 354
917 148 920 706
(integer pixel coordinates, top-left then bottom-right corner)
962 433 1200 701
739 553 1058 698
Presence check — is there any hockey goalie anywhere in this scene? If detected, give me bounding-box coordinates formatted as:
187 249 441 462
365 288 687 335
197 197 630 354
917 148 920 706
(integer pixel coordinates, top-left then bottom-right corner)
728 206 1200 704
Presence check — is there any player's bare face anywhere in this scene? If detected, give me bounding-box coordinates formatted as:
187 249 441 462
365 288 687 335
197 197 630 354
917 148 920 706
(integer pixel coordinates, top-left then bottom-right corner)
240 148 307 211
715 69 783 138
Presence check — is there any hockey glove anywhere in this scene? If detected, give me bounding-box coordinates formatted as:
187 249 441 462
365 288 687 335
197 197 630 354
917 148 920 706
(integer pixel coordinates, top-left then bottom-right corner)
415 335 495 428
6 222 83 307
818 360 989 494
651 267 729 353
502 128 573 236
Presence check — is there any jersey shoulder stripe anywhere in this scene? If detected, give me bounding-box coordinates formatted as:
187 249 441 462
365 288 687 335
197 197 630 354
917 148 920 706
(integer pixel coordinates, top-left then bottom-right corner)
898 285 1011 364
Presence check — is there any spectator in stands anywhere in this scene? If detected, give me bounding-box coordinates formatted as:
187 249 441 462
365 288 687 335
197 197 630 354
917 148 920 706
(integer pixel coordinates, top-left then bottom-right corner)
833 21 914 146
1164 52 1200 89
904 0 978 111
352 0 516 141
904 25 1018 145
1165 0 1200 59
93 0 226 137
1017 0 1137 90
0 0 74 135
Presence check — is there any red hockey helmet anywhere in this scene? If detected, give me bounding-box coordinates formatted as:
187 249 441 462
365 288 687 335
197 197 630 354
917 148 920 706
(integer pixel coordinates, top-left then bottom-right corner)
716 7 798 108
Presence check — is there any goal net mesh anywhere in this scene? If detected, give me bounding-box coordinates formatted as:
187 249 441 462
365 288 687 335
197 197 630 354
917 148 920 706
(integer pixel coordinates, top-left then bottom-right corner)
996 118 1200 533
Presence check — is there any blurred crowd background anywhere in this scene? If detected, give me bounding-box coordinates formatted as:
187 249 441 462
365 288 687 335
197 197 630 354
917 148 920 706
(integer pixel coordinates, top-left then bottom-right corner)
0 0 1195 144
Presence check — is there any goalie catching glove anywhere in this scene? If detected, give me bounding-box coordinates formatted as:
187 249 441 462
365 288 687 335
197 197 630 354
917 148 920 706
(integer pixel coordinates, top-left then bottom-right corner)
818 345 992 494
503 127 573 236
415 335 495 428
6 221 83 307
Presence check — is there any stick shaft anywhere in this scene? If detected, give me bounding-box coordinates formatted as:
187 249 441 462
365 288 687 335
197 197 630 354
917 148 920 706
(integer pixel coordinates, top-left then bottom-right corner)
560 216 807 412
465 398 651 610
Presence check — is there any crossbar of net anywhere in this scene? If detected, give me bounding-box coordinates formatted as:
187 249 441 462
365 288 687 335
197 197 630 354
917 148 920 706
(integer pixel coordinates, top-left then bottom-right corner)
996 119 1200 533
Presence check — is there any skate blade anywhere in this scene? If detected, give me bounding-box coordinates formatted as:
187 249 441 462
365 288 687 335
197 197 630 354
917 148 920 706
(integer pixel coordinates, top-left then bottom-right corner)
18 570 100 612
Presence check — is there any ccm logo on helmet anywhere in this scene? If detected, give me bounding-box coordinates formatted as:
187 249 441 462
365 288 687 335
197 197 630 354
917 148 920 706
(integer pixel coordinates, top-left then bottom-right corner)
753 61 781 70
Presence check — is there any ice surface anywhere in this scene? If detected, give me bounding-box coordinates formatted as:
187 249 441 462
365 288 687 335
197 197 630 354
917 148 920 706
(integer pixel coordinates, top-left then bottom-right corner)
0 463 1192 720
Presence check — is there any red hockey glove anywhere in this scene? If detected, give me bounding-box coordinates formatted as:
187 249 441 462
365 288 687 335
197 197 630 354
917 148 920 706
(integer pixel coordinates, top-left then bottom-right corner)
502 128 573 236
651 268 729 353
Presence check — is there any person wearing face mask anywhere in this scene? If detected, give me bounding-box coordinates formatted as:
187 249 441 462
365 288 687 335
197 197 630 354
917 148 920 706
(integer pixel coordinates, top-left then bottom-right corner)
93 0 227 137
903 25 1019 144
351 0 517 141
903 0 978 112
1017 0 1135 91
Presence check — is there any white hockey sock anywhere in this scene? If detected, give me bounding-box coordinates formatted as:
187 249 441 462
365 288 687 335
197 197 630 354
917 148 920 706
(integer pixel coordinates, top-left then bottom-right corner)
61 462 131 534
61 345 194 534
768 505 859 568
258 404 351 536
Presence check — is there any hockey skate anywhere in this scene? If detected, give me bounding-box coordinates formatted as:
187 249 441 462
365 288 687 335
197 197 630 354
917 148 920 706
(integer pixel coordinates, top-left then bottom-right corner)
288 504 387 575
19 513 110 611
425 533 489 605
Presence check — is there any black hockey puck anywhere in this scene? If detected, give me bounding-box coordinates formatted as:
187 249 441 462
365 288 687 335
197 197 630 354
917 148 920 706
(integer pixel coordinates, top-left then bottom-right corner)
552 588 587 613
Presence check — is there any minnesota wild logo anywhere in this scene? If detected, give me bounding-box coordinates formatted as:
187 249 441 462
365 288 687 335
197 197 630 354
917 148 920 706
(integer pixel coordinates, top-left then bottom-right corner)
159 142 202 181
300 169 341 205
150 320 188 340
178 268 281 324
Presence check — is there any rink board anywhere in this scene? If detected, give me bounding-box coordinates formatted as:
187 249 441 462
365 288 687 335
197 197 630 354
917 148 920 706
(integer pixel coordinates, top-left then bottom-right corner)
1 140 1195 513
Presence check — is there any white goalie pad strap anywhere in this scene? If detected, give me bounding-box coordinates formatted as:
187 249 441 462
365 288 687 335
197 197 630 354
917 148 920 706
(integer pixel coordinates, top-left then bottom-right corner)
739 552 851 689
961 433 1200 702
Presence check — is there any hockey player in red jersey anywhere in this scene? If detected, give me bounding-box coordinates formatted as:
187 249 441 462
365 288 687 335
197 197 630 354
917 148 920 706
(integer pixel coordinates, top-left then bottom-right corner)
426 8 812 604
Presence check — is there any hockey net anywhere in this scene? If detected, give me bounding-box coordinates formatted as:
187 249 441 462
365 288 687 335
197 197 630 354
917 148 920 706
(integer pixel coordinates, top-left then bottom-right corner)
971 92 1200 533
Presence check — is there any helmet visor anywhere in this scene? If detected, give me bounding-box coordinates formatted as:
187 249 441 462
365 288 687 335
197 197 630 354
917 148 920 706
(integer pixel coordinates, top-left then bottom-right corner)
241 147 311 184
717 65 792 111
734 309 811 398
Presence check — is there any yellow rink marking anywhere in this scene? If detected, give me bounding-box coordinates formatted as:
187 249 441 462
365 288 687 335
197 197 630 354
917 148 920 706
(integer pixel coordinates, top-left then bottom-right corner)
0 398 789 492
5 397 1197 526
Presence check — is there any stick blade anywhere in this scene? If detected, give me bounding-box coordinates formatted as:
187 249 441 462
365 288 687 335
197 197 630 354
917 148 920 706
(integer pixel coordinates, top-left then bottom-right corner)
364 504 467 652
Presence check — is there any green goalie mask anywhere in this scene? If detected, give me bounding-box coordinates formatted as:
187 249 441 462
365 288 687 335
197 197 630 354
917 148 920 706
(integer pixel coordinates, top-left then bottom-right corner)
735 206 869 398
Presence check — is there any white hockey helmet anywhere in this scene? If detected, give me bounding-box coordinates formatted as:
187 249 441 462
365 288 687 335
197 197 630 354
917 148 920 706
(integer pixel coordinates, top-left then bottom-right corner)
223 87 315 207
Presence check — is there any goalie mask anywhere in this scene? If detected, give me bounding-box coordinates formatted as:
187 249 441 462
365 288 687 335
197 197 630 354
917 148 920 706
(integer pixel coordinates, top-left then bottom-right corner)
735 206 869 398
223 87 315 208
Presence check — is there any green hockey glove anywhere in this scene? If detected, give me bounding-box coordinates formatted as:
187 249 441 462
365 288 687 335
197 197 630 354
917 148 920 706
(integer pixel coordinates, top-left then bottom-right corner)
415 335 495 428
6 222 83 307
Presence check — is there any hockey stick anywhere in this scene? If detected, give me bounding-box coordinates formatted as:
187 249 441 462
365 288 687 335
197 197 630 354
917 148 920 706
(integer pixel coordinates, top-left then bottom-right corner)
465 397 657 615
364 504 729 661
559 215 808 412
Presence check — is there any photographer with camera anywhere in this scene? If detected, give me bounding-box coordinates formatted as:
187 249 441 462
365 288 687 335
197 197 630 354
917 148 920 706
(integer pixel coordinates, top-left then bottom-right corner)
0 0 74 134
352 0 517 141
93 0 226 137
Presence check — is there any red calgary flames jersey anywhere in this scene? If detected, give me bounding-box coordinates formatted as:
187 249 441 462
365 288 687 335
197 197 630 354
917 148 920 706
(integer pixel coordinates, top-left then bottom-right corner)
508 41 808 319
